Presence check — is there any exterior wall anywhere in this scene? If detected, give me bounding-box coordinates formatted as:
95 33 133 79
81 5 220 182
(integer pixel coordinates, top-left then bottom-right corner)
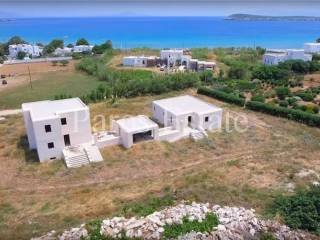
59 109 92 146
200 110 223 131
25 108 92 162
73 45 93 53
22 110 37 149
263 51 313 65
32 118 65 161
9 44 41 58
152 103 165 125
304 43 320 54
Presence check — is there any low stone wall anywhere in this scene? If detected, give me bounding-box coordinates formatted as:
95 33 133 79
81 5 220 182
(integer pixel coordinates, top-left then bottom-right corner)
31 202 316 240
4 57 72 65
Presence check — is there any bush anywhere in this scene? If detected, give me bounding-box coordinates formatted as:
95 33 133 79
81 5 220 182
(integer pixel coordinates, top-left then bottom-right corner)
163 213 219 239
295 92 315 102
279 100 289 108
245 101 320 127
269 186 320 234
252 65 290 85
198 87 246 106
76 57 98 75
251 94 265 103
59 60 69 66
275 87 290 100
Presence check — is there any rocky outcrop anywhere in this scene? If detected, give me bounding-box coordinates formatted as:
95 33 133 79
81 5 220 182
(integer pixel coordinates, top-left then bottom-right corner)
31 202 317 240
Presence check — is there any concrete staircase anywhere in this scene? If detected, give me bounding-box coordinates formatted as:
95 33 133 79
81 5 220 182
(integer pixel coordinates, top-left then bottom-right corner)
63 146 90 168
190 128 208 141
84 144 103 163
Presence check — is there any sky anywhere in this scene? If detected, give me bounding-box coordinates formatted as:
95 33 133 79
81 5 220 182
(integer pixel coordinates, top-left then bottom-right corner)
1 0 320 17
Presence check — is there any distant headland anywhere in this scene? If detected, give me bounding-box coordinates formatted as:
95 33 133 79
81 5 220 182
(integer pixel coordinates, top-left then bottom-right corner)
226 14 320 21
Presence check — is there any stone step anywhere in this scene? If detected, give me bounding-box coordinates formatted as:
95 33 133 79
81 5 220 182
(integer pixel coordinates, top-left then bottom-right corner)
65 154 90 168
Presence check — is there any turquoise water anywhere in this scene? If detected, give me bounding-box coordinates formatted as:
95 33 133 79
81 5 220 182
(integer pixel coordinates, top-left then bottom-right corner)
0 17 320 48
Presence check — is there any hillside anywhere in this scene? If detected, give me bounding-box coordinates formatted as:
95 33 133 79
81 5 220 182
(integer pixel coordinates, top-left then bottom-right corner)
226 14 320 21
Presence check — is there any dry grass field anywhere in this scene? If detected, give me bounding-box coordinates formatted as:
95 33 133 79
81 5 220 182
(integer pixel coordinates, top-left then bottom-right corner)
1 90 320 239
0 61 77 92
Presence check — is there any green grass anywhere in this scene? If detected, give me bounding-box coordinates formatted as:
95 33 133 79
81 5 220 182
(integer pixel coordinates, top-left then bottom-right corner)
0 72 103 109
120 193 176 217
163 213 219 239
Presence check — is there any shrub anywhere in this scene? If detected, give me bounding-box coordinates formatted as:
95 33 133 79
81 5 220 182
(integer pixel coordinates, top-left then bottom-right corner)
163 213 219 239
198 87 246 106
245 101 320 127
295 92 315 102
251 94 265 103
287 97 298 106
251 65 290 85
279 100 289 108
269 186 320 234
275 87 290 100
59 60 69 66
76 57 98 75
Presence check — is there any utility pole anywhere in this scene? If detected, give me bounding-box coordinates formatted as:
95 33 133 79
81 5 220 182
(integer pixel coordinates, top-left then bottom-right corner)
28 65 32 89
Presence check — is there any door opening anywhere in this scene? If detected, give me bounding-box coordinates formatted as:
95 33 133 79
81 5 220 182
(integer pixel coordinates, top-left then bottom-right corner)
64 134 71 146
188 116 192 126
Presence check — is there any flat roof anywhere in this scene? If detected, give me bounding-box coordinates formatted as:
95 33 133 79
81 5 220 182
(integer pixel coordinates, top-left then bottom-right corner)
22 98 87 121
153 95 222 115
116 115 158 133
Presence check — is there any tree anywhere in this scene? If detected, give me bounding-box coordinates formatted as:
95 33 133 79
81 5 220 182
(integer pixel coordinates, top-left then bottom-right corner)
43 39 64 54
66 43 74 48
199 70 213 84
17 51 26 60
316 38 320 43
76 38 89 46
228 62 248 79
7 36 27 45
92 40 113 54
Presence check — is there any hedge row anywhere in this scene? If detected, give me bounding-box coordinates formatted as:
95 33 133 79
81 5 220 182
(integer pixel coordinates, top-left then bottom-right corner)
246 101 320 127
197 87 245 106
197 87 320 127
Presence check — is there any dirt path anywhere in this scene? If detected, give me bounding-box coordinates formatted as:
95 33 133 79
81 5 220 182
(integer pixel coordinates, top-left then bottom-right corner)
0 109 22 116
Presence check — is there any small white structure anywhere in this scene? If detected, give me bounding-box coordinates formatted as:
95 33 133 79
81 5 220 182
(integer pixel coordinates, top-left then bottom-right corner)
263 49 312 65
54 47 72 56
22 98 102 167
73 45 93 53
9 44 41 59
304 43 320 54
152 95 222 132
112 115 159 148
123 56 157 67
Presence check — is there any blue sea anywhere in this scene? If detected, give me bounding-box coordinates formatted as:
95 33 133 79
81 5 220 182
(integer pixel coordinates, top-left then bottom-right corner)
1 17 320 48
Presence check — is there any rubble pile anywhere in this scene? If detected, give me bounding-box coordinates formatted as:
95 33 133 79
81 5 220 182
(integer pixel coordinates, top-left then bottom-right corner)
32 202 316 240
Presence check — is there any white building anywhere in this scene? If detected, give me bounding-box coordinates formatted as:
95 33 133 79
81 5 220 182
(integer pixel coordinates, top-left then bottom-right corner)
73 45 94 53
22 95 223 167
95 95 223 149
22 98 102 167
304 43 320 54
9 44 42 59
152 95 222 132
112 115 159 148
54 47 72 56
263 49 312 65
123 56 157 67
160 49 185 65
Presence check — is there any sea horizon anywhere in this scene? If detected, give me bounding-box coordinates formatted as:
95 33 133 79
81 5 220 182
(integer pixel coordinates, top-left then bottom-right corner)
1 16 320 49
